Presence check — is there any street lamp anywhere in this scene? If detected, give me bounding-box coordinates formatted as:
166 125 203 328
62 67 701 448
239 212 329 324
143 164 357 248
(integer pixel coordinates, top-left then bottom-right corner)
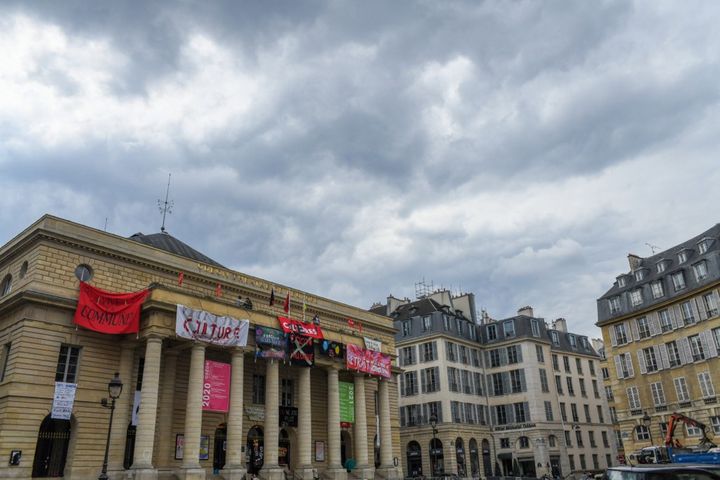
642 411 654 445
99 372 123 480
430 414 438 477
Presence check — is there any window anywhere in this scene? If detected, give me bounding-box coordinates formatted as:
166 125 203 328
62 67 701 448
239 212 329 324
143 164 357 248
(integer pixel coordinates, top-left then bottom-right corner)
580 454 587 471
618 276 627 287
618 352 634 378
486 324 496 340
699 239 711 254
402 321 412 336
552 354 559 371
503 320 515 337
671 271 686 291
703 293 719 317
551 330 560 345
563 356 571 373
689 335 705 362
514 402 528 423
566 433 573 449
687 424 703 437
636 317 651 339
74 264 93 282
555 375 563 395
422 367 441 393
666 341 681 367
500 438 510 449
490 349 501 368
571 403 579 422
421 342 437 362
569 335 578 349
451 401 462 423
658 310 672 332
584 404 591 423
627 386 641 410
657 261 667 273
401 346 416 366
422 316 431 331
596 405 605 423
566 377 575 396
473 372 484 395
560 402 567 422
0 274 11 297
446 341 458 362
680 301 695 325
462 370 472 394
589 430 597 448
549 435 557 447
507 345 519 364
589 360 596 376
496 405 508 425
673 377 690 402
714 328 720 351
536 345 545 362
592 379 600 398
576 430 584 447
459 346 469 364
650 382 666 407
651 281 664 299
281 378 294 406
456 319 464 336
636 425 650 440
579 378 587 397
492 373 504 396
602 367 610 380
448 367 460 392
510 370 523 393
576 358 583 374
608 296 621 314
614 323 628 345
540 369 549 393
698 371 716 398
444 315 451 331
643 347 659 372
471 349 481 367
630 289 643 307
19 261 27 279
0 343 10 382
711 416 720 435
402 372 418 396
55 345 80 383
635 269 646 281
602 431 610 448
252 375 265 404
694 261 709 282
545 401 554 421
604 386 614 400
518 436 530 448
531 320 540 337
678 251 688 264
610 407 618 424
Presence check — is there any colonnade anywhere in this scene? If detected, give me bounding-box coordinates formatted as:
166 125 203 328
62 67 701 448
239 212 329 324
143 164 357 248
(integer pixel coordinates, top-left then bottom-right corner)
114 337 398 480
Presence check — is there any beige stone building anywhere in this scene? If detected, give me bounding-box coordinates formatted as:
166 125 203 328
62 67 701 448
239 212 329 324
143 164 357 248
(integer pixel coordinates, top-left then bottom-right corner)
596 224 720 456
0 215 402 479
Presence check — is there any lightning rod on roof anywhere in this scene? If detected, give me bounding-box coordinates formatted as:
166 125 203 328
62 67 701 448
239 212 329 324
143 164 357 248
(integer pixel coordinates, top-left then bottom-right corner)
645 242 660 254
158 173 174 233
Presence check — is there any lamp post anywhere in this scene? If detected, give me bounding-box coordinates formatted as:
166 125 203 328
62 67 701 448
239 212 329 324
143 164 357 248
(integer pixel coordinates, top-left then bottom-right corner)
430 414 438 477
642 411 654 445
99 372 123 480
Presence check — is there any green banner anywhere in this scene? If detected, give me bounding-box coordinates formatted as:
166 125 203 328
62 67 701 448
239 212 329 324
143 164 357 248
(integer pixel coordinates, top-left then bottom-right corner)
339 381 355 423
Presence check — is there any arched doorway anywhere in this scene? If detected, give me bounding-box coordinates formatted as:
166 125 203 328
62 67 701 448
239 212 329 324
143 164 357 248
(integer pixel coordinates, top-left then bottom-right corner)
247 426 264 475
123 423 137 469
340 430 352 468
429 438 444 475
406 441 422 478
32 415 71 477
214 424 227 473
481 439 492 478
455 438 466 477
279 429 291 466
469 438 479 478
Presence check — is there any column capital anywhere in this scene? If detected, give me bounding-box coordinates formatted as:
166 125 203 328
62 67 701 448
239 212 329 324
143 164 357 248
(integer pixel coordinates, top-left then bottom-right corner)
145 334 163 344
191 342 206 351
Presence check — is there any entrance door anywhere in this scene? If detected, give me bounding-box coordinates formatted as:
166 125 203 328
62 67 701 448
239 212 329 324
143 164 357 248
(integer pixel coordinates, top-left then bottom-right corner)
279 429 291 466
247 426 264 474
214 426 227 473
340 430 352 469
550 456 562 478
406 441 422 478
481 439 492 478
32 415 71 477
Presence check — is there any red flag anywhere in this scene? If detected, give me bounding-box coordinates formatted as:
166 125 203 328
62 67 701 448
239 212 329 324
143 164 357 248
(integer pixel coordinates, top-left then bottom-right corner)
215 283 222 297
269 288 275 306
73 282 149 334
178 272 184 286
359 322 363 333
347 317 354 328
283 293 290 313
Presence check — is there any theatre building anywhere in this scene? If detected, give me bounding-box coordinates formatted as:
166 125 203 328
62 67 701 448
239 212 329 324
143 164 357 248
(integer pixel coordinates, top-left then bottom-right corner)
0 215 401 480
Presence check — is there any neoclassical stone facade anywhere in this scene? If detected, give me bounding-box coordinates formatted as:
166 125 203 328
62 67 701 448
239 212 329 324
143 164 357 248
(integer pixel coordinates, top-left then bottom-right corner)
0 215 402 479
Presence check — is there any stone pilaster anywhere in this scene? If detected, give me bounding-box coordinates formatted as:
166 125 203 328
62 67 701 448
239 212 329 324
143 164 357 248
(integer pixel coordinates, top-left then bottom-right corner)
295 367 314 480
132 336 162 479
223 347 247 480
180 343 206 480
156 350 179 467
324 366 347 480
260 360 284 480
375 378 399 480
108 342 135 473
353 374 373 479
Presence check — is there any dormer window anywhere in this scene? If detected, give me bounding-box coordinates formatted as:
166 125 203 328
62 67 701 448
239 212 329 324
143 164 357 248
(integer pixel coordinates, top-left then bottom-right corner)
693 261 709 282
678 251 688 263
618 276 627 287
503 320 515 338
608 296 621 314
634 269 646 282
550 331 560 345
568 334 577 349
657 261 667 274
698 238 713 254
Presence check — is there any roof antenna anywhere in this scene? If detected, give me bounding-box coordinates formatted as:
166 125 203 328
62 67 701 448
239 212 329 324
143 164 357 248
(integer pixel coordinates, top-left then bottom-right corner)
158 173 174 233
645 242 660 254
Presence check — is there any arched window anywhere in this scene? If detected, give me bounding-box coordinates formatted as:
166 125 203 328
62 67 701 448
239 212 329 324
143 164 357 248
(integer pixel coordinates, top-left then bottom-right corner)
429 438 444 475
455 437 466 477
214 424 227 472
481 439 492 477
32 415 71 477
548 435 558 448
1 274 11 297
247 426 264 474
469 438 479 478
406 441 422 478
123 423 136 469
279 428 290 466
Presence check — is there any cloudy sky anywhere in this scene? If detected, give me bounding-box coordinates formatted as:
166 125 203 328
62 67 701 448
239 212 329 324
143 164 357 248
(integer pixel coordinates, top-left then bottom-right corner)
2 1 720 338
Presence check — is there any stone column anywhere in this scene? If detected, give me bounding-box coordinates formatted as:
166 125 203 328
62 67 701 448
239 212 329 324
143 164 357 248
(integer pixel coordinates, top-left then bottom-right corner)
375 378 399 480
223 347 247 480
296 367 314 480
353 374 373 479
108 342 135 473
132 336 163 479
325 366 347 480
181 343 206 479
261 360 284 480
157 350 179 467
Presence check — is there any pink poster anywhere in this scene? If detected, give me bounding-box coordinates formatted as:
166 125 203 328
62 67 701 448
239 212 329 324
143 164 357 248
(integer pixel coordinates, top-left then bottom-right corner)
346 344 392 378
203 360 231 412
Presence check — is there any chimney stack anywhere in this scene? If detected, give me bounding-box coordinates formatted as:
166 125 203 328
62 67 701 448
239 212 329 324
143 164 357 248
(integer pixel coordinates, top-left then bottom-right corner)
553 318 567 332
627 253 642 272
517 306 534 317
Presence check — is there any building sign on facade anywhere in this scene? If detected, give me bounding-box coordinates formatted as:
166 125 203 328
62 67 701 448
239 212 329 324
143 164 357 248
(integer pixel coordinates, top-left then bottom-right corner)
278 316 324 339
176 305 249 346
279 406 299 427
346 344 391 378
202 360 231 412
339 381 355 423
74 282 149 334
51 382 77 420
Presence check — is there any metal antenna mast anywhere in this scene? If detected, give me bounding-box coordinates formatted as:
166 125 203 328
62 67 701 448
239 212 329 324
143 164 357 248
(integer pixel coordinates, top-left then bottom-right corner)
158 173 174 233
645 242 660 254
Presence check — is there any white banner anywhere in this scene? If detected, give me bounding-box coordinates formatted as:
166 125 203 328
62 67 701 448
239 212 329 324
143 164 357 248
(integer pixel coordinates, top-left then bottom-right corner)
364 337 382 352
131 390 141 426
51 382 77 420
176 305 249 346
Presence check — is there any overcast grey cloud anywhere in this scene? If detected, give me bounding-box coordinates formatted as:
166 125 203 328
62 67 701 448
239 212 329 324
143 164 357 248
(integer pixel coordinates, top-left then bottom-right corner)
2 0 720 338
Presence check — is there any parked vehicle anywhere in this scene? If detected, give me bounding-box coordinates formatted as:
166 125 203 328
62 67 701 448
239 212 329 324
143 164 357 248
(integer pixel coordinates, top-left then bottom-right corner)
606 464 720 480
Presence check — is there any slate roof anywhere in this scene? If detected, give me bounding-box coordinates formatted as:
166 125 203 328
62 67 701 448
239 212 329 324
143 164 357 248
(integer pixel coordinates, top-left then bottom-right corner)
128 232 224 268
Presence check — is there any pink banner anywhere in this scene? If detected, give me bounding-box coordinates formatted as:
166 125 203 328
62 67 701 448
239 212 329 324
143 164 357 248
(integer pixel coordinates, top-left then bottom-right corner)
203 360 231 412
346 344 391 378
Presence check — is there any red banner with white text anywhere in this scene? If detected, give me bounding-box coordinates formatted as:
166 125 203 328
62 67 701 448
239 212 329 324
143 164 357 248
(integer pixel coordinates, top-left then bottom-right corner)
346 344 391 378
278 316 324 339
73 282 149 334
203 360 231 413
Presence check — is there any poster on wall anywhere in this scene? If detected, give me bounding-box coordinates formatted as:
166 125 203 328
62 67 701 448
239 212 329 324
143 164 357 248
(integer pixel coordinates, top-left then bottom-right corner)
255 326 287 360
277 316 324 339
320 340 344 359
51 382 77 420
345 344 391 378
202 360 231 412
200 435 210 460
363 337 382 352
73 282 149 334
339 382 355 423
288 333 314 366
175 434 184 460
176 304 249 346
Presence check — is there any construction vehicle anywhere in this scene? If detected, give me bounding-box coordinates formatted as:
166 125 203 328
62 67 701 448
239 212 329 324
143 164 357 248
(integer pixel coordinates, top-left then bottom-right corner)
628 412 720 465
